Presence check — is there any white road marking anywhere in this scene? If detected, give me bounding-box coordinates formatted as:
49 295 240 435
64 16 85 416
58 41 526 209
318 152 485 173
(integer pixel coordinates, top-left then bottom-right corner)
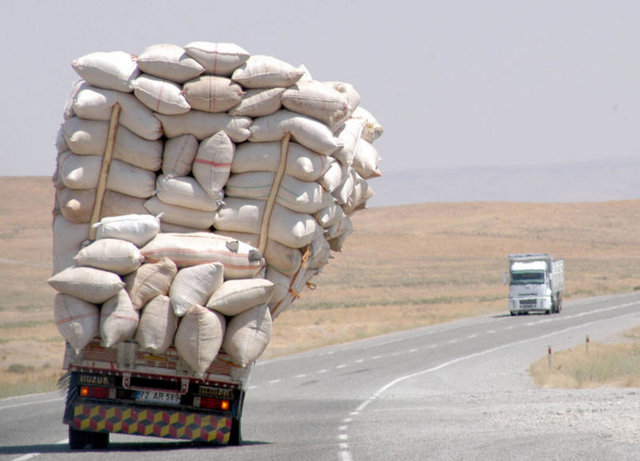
336 299 640 461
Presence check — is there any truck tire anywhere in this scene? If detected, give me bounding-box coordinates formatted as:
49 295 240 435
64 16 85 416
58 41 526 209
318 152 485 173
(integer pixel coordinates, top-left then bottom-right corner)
68 427 109 450
229 418 242 446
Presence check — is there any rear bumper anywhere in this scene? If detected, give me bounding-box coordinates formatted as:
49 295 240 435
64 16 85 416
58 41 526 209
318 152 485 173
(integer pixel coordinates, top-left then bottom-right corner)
65 401 232 444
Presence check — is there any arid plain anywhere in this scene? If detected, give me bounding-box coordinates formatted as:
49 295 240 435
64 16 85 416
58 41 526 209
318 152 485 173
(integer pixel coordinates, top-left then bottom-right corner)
2 176 640 397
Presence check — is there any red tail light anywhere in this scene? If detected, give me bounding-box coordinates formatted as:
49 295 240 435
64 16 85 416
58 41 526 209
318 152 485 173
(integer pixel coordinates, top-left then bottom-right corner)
80 386 111 399
198 397 230 411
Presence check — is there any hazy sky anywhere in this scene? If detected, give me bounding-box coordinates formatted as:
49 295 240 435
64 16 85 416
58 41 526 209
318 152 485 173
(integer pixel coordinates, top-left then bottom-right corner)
2 0 640 177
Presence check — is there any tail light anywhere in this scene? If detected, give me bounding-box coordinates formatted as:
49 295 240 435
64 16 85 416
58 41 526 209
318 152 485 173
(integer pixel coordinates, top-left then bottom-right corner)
196 396 230 411
80 386 112 399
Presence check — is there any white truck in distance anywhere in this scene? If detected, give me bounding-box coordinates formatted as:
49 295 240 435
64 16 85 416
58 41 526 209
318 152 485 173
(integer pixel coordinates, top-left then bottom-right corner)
506 254 564 316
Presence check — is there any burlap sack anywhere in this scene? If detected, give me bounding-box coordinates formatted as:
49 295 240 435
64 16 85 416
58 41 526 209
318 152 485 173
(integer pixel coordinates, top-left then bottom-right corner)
184 42 250 76
174 305 225 376
169 262 224 317
125 258 177 310
94 213 160 247
183 76 244 113
156 175 219 211
72 51 139 93
57 188 147 224
162 134 198 176
132 74 191 115
249 110 340 156
100 289 139 348
207 279 275 316
231 55 304 88
228 87 284 117
74 238 144 275
52 215 90 273
71 82 164 140
222 304 272 367
155 111 251 142
140 232 264 278
48 266 125 304
61 117 163 171
53 293 99 354
232 141 329 182
192 130 235 198
136 43 204 83
135 295 178 353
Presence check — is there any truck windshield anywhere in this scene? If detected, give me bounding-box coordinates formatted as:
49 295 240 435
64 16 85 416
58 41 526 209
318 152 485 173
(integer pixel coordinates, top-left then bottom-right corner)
510 271 545 285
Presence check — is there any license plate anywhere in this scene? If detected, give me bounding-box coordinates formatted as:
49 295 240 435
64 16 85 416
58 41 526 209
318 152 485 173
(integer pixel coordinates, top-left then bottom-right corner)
136 390 181 405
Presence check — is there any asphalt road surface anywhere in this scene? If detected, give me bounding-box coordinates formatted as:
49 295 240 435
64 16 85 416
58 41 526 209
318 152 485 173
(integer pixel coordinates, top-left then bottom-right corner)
2 292 640 460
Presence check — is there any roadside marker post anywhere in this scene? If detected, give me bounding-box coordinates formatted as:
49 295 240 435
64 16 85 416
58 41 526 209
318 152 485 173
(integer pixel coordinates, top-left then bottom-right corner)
547 345 552 368
586 335 590 354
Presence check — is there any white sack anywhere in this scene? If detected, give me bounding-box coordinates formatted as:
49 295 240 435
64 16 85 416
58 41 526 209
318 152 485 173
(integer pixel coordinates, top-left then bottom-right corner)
207 279 275 316
184 42 250 76
232 141 330 182
192 131 235 198
57 188 147 224
174 305 225 376
61 117 163 171
162 134 199 176
58 153 156 198
214 231 302 276
132 74 191 115
352 139 382 179
143 196 217 230
352 106 384 142
232 55 304 88
281 80 350 128
48 266 125 304
228 87 284 117
136 43 204 83
52 214 90 273
100 289 139 347
170 262 224 317
135 295 178 353
333 118 365 167
124 258 177 309
54 293 99 354
212 198 319 249
156 111 251 142
94 213 160 247
225 172 331 214
74 238 144 275
72 51 139 93
156 175 219 212
183 76 243 113
140 232 264 278
318 157 344 193
72 83 163 140
222 304 272 367
249 110 340 156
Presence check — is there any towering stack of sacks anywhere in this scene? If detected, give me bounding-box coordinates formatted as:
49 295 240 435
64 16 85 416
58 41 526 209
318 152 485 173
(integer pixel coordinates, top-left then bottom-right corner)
50 42 383 376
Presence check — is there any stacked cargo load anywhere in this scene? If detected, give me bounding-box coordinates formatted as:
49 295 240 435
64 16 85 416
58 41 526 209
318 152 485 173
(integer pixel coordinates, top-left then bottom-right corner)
50 41 384 379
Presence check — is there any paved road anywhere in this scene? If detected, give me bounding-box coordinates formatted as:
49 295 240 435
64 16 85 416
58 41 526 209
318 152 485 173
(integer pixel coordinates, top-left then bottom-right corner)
2 292 640 460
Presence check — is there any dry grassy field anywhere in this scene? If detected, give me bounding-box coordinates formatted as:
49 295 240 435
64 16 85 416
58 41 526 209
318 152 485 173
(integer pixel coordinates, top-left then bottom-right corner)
2 176 640 397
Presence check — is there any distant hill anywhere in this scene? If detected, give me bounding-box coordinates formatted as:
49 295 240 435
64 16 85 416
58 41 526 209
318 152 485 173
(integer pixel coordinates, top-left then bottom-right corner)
368 158 640 207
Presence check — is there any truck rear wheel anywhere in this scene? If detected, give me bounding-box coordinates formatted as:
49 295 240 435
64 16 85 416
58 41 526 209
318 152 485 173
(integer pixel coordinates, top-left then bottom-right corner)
69 426 109 450
229 418 242 446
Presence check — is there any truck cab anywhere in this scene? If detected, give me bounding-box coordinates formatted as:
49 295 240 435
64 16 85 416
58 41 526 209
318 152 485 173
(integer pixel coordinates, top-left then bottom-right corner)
507 254 564 316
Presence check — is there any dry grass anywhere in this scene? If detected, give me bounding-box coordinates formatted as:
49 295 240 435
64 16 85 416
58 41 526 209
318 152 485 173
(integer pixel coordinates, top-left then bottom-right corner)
3 177 640 397
530 330 640 389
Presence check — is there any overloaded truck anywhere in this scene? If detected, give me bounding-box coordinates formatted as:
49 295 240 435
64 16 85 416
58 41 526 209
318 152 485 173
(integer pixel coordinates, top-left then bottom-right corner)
506 253 564 315
51 42 384 450
61 340 250 448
